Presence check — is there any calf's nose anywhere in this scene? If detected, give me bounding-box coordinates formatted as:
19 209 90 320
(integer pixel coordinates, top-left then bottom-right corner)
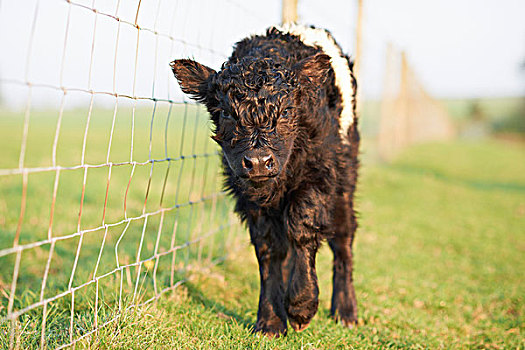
242 154 275 177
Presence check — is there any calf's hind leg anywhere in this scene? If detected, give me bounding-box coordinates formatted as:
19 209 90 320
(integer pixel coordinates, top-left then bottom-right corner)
328 192 358 327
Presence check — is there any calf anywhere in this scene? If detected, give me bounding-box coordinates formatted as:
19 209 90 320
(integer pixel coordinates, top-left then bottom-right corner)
171 24 359 336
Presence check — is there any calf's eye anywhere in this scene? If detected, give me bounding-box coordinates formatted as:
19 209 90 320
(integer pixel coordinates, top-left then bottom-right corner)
281 108 292 119
220 111 235 122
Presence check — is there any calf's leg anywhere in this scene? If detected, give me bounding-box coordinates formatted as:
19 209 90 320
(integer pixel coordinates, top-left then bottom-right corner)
285 240 319 332
250 221 288 336
284 188 329 332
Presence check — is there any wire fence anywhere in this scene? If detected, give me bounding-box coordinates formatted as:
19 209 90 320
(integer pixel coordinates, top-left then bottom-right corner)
377 45 456 161
0 0 457 346
0 0 274 348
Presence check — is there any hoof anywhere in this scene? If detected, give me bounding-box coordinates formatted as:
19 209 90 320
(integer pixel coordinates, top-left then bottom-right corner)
285 294 318 333
339 317 357 328
289 318 311 332
331 312 358 328
254 321 287 338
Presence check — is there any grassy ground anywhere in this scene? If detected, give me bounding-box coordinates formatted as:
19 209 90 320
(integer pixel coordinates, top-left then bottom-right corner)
88 139 524 349
0 105 240 348
1 104 524 348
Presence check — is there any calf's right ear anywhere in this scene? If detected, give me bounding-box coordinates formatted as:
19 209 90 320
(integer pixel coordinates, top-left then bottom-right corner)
170 59 216 103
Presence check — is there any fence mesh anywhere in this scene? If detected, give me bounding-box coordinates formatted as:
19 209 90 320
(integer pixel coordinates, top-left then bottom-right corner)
0 0 273 348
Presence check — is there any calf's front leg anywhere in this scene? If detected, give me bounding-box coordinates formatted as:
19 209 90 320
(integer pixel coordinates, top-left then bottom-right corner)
285 238 319 332
250 218 288 336
285 188 330 332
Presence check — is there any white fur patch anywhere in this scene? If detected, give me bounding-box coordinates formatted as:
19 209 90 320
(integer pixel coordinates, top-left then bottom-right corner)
275 24 355 143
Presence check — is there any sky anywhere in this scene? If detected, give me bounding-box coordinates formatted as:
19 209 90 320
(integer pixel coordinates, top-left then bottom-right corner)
359 0 525 98
0 0 524 109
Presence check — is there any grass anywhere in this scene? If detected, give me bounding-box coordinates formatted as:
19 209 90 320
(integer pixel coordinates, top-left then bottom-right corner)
87 139 525 349
1 105 524 348
0 104 241 348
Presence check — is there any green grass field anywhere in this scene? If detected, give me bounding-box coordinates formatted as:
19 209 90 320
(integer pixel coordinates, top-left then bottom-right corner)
1 105 524 348
0 105 241 348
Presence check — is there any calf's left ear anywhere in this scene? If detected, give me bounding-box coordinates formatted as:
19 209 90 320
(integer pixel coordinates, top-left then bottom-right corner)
170 59 216 103
294 53 331 86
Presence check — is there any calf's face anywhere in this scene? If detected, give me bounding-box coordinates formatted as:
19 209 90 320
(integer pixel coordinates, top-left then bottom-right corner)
170 54 330 188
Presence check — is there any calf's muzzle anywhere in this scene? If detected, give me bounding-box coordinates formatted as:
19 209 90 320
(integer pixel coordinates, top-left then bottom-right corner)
240 151 277 181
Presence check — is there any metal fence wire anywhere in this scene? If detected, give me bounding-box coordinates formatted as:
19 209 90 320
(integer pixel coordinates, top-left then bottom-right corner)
0 0 272 348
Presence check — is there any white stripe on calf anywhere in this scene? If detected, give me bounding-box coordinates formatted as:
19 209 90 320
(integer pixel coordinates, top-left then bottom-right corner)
275 23 355 144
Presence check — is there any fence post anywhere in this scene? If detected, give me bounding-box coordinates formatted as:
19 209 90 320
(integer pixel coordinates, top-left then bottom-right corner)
378 47 455 161
354 0 364 117
282 0 298 24
354 0 363 79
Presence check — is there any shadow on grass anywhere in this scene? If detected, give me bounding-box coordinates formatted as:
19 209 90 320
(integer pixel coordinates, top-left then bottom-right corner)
183 279 255 330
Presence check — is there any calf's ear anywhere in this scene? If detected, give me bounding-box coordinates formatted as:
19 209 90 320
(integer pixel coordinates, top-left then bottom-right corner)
294 53 331 86
170 59 216 103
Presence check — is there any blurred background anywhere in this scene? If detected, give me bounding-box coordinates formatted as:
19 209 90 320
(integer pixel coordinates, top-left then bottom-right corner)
0 0 524 348
1 0 524 153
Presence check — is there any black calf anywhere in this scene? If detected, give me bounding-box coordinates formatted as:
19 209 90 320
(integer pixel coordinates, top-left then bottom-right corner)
171 24 360 336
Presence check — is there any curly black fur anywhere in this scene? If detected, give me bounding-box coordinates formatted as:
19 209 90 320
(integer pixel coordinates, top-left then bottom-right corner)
171 25 360 336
